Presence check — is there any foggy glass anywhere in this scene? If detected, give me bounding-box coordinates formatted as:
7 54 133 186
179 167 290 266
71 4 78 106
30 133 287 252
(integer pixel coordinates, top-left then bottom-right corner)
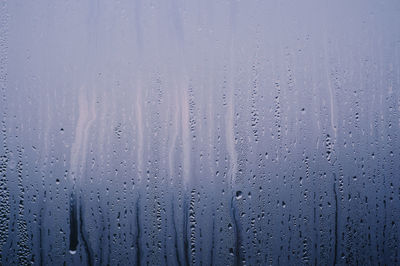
1 0 400 265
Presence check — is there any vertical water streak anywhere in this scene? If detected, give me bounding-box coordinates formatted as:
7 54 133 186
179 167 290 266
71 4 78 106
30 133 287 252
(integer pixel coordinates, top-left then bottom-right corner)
68 88 96 254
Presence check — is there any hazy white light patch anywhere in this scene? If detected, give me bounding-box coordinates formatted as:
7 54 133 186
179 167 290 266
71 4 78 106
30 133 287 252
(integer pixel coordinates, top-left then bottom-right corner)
135 81 144 182
168 87 180 185
225 82 238 186
181 83 191 185
69 88 90 186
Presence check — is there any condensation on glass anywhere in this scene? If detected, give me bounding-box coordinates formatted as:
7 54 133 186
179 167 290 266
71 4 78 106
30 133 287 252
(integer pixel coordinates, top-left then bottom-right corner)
1 0 400 265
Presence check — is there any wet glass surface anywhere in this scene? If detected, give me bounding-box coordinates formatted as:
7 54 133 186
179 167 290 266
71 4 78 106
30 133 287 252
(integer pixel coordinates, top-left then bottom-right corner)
1 1 400 265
